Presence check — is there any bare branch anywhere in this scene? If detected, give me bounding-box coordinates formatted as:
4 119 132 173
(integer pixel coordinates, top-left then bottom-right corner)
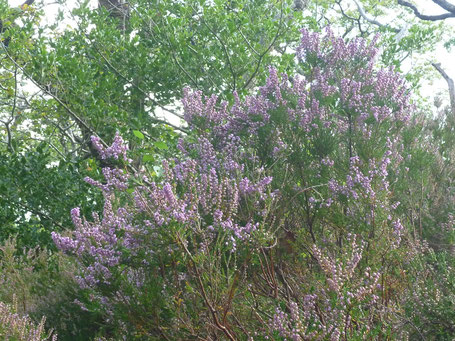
432 62 455 116
432 0 455 14
398 0 455 21
242 0 285 91
336 0 359 21
335 0 366 35
22 0 35 6
353 0 400 32
4 121 14 153
5 67 19 153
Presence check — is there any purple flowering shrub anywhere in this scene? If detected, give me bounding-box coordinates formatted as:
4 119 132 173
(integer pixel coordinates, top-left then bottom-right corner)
183 27 411 244
184 27 418 339
51 28 429 339
52 132 278 338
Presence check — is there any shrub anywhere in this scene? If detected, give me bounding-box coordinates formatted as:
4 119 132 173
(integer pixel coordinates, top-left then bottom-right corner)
51 28 427 339
0 297 56 341
0 236 104 340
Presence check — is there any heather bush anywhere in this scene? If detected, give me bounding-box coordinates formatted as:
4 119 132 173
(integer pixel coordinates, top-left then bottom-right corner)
53 132 278 338
0 236 48 312
0 297 56 341
0 236 104 340
182 27 413 337
387 109 455 339
47 27 433 340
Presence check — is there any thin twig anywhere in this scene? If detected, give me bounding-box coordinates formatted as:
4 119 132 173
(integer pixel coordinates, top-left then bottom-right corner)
242 0 284 91
176 234 236 341
190 4 237 91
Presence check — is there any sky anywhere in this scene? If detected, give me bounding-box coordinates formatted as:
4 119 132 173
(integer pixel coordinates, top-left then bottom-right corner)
6 0 455 115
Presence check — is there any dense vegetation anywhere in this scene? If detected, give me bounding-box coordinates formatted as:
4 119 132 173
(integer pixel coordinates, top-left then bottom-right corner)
1 0 455 340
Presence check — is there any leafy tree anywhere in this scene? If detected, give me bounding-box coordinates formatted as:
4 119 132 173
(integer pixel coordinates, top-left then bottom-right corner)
0 0 307 245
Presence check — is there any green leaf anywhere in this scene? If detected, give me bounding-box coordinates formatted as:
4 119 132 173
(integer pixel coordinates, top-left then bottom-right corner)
133 130 145 139
142 154 154 162
154 141 168 150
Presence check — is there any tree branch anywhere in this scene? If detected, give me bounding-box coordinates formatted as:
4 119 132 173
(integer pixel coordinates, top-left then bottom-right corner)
398 0 455 21
432 62 455 116
176 233 236 341
190 4 237 91
4 67 19 153
353 0 400 32
11 200 65 231
90 40 188 133
241 0 284 91
22 0 35 6
432 0 455 14
335 0 366 35
1 44 110 149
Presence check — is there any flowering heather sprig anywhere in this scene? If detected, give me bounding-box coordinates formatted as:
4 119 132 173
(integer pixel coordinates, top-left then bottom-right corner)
272 235 382 339
84 167 129 193
327 151 396 202
178 134 245 175
53 125 275 292
0 300 56 341
136 158 273 249
392 219 404 247
52 196 124 288
90 132 129 162
312 234 366 293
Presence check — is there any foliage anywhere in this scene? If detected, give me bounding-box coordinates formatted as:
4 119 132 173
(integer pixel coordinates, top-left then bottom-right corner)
1 1 455 340
0 145 102 248
49 28 434 339
0 0 308 248
404 245 455 339
0 236 105 340
0 298 56 340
